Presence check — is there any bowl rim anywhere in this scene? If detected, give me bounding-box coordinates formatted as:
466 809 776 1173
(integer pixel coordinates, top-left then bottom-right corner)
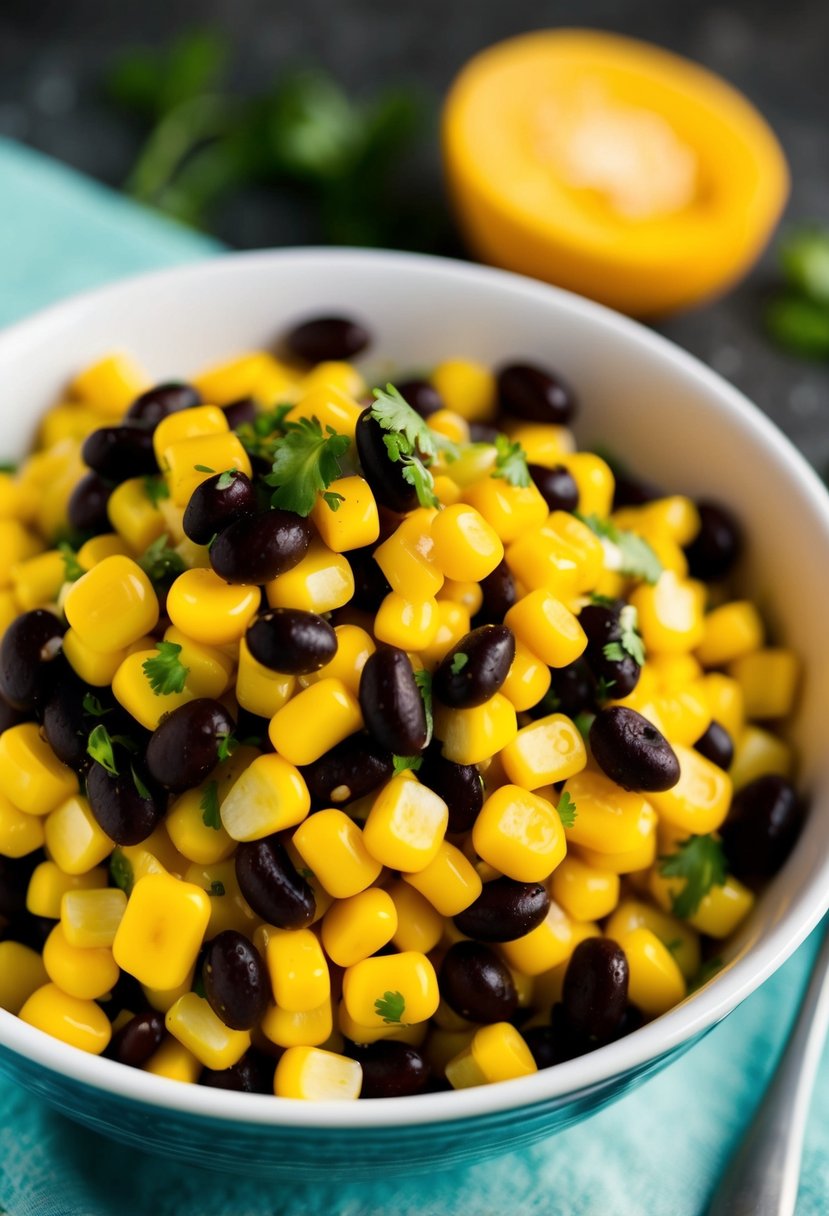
1 245 828 1130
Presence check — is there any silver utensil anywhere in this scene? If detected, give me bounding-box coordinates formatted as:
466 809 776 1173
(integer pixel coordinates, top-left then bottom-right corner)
708 919 829 1216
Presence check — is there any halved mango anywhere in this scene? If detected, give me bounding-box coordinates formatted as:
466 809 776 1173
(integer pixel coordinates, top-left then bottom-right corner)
442 30 788 316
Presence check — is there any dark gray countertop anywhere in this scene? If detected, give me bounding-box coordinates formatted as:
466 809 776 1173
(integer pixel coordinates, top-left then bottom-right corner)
1 0 827 467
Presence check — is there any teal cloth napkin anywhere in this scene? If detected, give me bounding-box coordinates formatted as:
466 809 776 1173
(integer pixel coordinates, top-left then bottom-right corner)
0 136 827 1216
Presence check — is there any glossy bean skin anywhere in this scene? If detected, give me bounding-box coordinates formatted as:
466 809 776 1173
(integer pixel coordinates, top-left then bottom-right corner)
0 609 66 710
301 733 392 806
246 609 337 676
355 410 418 513
454 877 549 942
182 471 257 546
694 719 734 771
201 1049 274 1093
82 426 158 482
720 775 805 881
145 699 235 791
125 382 201 428
107 1010 165 1068
473 560 516 627
590 707 680 792
86 759 164 846
285 315 370 363
579 602 641 698
235 837 316 929
209 509 311 584
222 396 257 429
433 625 515 709
359 647 428 755
529 463 579 512
344 1041 429 1098
684 500 742 582
348 546 392 613
42 672 96 770
496 362 576 425
203 930 269 1030
67 472 113 535
418 748 483 834
439 941 517 1023
394 379 443 419
562 938 629 1042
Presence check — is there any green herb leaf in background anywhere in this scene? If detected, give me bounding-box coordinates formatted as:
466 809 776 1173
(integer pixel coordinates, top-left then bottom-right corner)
142 641 190 696
265 417 350 516
492 434 531 487
659 835 728 919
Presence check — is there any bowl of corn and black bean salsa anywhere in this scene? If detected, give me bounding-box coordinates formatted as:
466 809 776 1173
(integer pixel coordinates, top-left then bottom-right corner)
0 250 827 1173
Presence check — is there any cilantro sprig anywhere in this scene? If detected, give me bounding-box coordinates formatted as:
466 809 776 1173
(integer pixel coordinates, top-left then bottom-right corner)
556 790 577 828
110 849 134 894
375 990 406 1024
414 668 433 747
235 403 294 459
82 693 111 717
392 754 423 775
603 604 646 667
200 780 221 829
659 835 728 919
216 732 238 762
577 514 662 585
449 652 468 675
138 534 186 584
87 724 119 776
142 474 170 506
265 416 350 516
492 434 530 487
369 384 439 508
58 542 84 583
142 640 190 695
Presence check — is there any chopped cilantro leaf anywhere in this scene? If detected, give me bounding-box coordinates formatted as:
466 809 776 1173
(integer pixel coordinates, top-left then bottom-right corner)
58 542 84 583
556 790 577 828
87 724 118 775
322 490 345 511
265 416 350 516
659 835 728 919
235 403 294 459
603 604 645 667
594 676 616 702
492 433 531 487
82 693 111 717
142 475 170 506
142 640 190 695
215 469 239 491
590 593 617 607
216 731 238 762
369 384 439 508
573 711 595 740
209 880 226 896
374 990 406 1024
193 463 215 473
577 514 662 585
110 849 133 894
0 461 17 474
392 755 423 775
450 652 469 675
414 667 433 747
131 765 152 800
200 780 221 829
137 534 186 584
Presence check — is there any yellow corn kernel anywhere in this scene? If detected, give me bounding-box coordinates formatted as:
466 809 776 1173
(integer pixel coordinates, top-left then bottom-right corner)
0 521 43 588
374 510 443 597
434 692 517 766
61 629 124 686
338 1002 429 1047
321 888 397 967
0 724 78 816
439 577 484 616
606 899 700 981
193 351 293 405
700 673 745 741
268 679 362 767
161 626 234 700
233 638 294 717
506 512 603 598
505 589 587 669
363 774 448 872
106 478 167 553
431 358 495 421
499 641 551 712
425 1028 476 1077
501 713 587 789
619 927 687 1015
343 950 439 1027
265 929 330 1013
144 1036 202 1082
0 941 48 1014
152 404 227 464
61 887 127 949
145 976 199 1019
417 601 470 669
161 432 252 507
443 443 498 489
11 550 65 611
729 725 793 790
292 808 381 897
167 568 261 645
64 555 158 652
616 496 700 547
310 627 377 699
430 505 504 583
728 648 799 720
19 982 112 1054
219 753 310 841
499 899 575 974
0 474 39 523
652 657 704 698
403 840 483 916
387 880 444 954
112 649 195 730
648 745 732 834
374 592 440 650
165 992 250 1070
630 573 706 656
26 861 106 919
266 539 354 614
462 478 548 544
649 868 754 938
76 533 130 570
472 785 566 883
165 783 235 866
434 474 462 506
70 352 147 417
561 770 658 856
113 873 210 989
504 420 574 466
275 1044 362 1100
695 601 765 668
261 996 334 1048
310 476 379 552
575 831 658 874
156 497 186 546
186 859 259 939
647 684 712 748
0 791 45 858
428 407 471 445
446 1021 536 1089
42 921 119 1000
288 381 363 436
561 452 615 517
550 856 620 922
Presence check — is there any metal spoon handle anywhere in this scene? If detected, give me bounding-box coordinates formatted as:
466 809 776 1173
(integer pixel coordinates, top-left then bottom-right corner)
708 920 829 1216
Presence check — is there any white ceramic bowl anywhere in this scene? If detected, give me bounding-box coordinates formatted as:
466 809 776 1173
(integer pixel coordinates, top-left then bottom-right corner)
1 248 827 1179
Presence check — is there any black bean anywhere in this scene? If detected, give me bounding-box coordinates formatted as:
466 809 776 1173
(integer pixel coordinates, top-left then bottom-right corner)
393 379 443 418
468 422 500 445
87 760 164 846
496 362 576 425
590 707 680 792
694 720 734 771
203 930 269 1030
107 1011 165 1068
355 409 418 513
0 609 66 710
530 660 594 719
720 775 805 881
474 560 516 627
344 1041 429 1098
453 878 549 943
222 396 257 429
4 912 55 952
100 970 146 1019
182 471 257 546
285 315 370 363
548 1002 591 1061
0 852 42 919
579 601 622 647
42 673 93 770
301 733 393 806
418 748 483 834
433 625 515 709
579 602 641 699
0 690 26 734
82 426 158 482
611 468 661 509
359 647 428 755
145 699 235 791
348 546 392 613
613 1004 645 1041
522 1025 561 1069
562 938 629 1042
529 463 580 512
67 472 113 535
439 941 517 1023
209 509 311 585
235 837 315 929
201 1049 274 1093
684 501 742 582
125 382 201 428
246 609 337 676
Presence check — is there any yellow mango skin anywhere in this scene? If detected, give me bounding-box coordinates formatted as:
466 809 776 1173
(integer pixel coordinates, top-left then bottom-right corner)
443 30 788 317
